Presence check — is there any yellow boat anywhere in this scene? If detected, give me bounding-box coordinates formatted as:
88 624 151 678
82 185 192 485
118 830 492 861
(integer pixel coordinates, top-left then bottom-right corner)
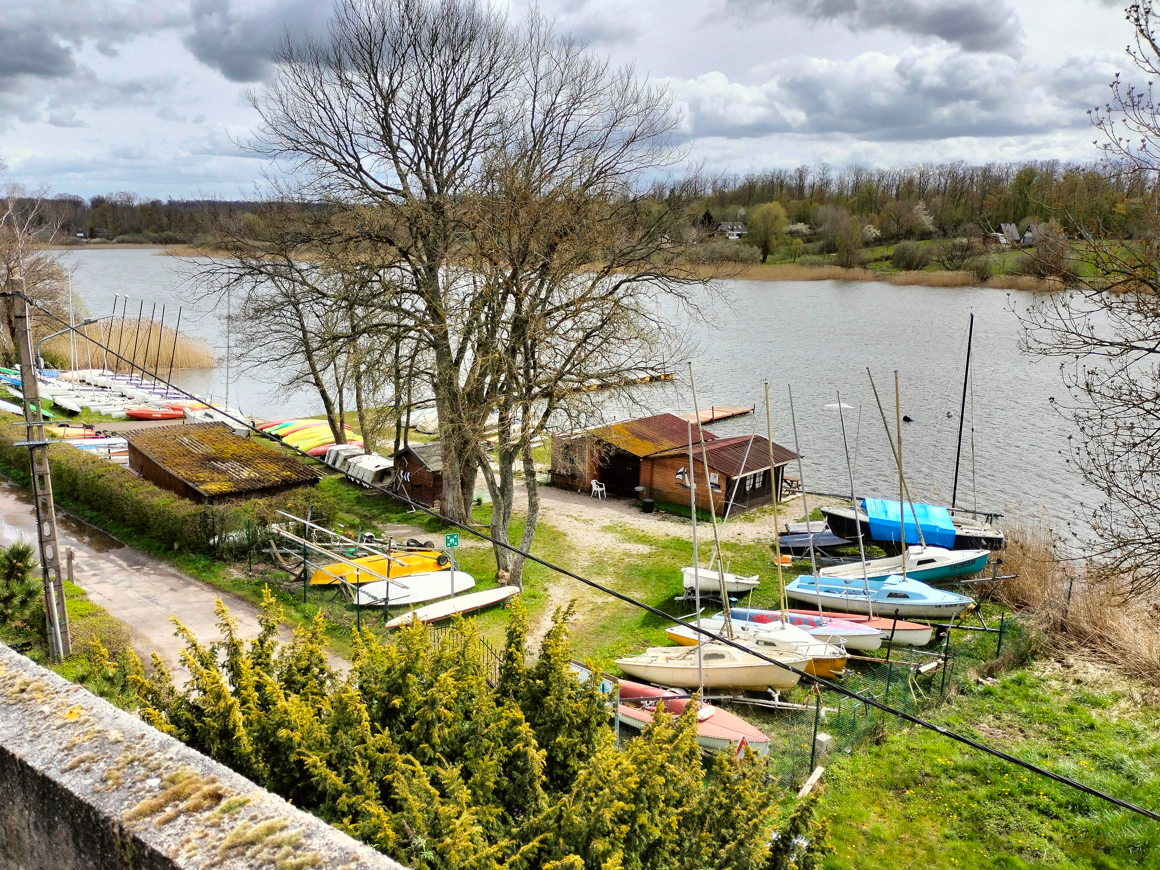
310 548 450 586
283 425 334 446
295 429 353 451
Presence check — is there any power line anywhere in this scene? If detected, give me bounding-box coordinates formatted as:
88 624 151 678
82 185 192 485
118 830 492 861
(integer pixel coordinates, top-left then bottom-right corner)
15 293 1160 823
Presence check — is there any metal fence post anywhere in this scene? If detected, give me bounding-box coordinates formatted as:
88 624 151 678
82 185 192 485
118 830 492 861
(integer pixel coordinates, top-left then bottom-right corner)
884 660 893 707
996 612 1006 659
940 623 953 697
809 690 821 771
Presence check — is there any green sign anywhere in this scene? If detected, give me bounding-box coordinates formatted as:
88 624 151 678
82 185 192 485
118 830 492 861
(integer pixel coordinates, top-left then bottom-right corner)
445 533 460 548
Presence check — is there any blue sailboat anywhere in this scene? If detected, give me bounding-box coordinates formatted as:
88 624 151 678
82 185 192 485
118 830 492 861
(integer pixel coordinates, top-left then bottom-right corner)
785 573 974 620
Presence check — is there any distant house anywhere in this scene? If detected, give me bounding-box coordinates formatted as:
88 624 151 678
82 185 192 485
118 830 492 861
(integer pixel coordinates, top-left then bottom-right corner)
999 223 1019 243
1020 223 1044 245
715 222 747 240
549 412 797 515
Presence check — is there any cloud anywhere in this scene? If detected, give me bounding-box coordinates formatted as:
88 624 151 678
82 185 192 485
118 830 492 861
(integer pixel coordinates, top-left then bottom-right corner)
46 108 87 128
0 26 77 82
667 43 1115 143
184 0 332 82
726 0 1024 55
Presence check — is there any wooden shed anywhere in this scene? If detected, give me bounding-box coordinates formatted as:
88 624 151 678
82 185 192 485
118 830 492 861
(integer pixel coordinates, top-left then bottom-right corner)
392 442 444 509
645 435 797 515
550 413 799 514
124 423 321 504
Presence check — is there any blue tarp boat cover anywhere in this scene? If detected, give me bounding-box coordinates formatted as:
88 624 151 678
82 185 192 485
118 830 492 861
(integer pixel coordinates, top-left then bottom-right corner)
862 498 956 548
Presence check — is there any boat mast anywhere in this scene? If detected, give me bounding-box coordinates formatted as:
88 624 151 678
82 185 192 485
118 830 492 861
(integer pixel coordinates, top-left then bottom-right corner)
688 362 733 638
765 383 789 615
867 369 926 555
166 308 182 386
787 385 824 617
836 392 874 618
951 313 974 510
709 413 759 572
895 372 906 580
687 421 703 698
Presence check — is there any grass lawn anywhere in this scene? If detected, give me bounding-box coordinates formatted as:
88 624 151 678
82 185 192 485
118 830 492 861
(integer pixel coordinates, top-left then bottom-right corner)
818 661 1160 869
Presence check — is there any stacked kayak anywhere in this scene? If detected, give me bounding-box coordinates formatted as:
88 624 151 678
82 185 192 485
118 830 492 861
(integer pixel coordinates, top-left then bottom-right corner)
264 417 362 455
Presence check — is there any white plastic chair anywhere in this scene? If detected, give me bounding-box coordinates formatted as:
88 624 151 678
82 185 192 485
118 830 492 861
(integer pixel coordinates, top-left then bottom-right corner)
590 479 606 499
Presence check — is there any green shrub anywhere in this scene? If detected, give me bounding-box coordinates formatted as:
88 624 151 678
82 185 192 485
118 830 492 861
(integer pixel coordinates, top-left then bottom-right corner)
0 541 41 630
0 438 335 559
891 240 930 271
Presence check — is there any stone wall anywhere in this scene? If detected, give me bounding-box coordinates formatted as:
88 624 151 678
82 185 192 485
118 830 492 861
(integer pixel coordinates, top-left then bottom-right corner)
0 643 408 870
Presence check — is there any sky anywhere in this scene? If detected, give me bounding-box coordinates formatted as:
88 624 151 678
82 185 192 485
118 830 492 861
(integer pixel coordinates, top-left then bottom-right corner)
0 0 1138 200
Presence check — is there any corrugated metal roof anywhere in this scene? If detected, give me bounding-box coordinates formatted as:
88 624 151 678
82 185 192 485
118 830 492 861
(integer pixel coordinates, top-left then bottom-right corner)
588 413 717 458
653 434 796 476
125 422 320 498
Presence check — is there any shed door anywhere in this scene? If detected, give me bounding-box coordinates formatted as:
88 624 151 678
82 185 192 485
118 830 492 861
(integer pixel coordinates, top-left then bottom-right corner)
600 449 642 498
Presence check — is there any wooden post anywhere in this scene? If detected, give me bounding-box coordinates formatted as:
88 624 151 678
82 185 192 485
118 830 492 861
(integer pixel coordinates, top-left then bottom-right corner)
14 291 70 661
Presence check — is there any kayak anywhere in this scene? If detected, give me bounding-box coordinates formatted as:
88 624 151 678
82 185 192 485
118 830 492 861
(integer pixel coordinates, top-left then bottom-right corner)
126 407 185 421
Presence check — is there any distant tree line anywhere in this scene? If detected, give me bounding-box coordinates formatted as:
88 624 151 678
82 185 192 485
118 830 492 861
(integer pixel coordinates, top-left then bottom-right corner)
695 160 1149 243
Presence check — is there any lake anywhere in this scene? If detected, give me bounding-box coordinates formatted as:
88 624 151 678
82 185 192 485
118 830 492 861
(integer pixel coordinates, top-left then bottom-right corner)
62 247 1087 528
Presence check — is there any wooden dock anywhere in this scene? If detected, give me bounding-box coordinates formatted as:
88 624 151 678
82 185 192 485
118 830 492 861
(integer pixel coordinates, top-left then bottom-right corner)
678 404 754 424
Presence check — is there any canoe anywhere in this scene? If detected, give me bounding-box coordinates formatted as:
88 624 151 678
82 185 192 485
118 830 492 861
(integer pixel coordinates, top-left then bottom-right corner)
788 610 934 647
615 641 807 691
0 399 22 415
266 420 309 433
785 573 973 622
385 586 520 628
663 617 848 679
277 421 330 438
682 566 760 595
126 407 185 421
730 608 883 651
257 419 295 430
819 545 990 585
310 548 449 586
293 429 354 451
354 569 476 607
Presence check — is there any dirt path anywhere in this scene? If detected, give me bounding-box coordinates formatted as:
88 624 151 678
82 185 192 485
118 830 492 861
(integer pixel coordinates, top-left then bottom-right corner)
0 481 330 684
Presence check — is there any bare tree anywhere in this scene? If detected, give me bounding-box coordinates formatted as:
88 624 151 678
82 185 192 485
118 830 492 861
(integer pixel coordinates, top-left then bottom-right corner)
236 0 710 555
0 184 70 364
1019 1 1160 598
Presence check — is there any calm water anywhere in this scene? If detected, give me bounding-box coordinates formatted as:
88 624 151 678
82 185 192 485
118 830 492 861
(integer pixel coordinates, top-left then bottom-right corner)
63 248 1087 527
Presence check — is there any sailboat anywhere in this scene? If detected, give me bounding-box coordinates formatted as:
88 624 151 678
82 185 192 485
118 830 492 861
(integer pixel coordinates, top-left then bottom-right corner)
785 572 974 620
821 501 1004 553
730 607 884 651
615 642 807 691
818 544 989 585
663 616 848 678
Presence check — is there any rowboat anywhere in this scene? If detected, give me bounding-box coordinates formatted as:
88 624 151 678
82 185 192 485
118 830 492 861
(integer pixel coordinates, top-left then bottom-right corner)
819 545 989 585
310 548 449 585
785 573 974 620
615 641 807 691
664 617 847 678
730 607 883 651
354 569 476 607
786 610 934 647
306 441 363 457
385 585 520 628
682 566 760 595
616 678 771 756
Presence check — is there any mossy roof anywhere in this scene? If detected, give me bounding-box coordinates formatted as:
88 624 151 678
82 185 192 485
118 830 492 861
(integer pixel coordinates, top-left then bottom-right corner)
125 422 320 498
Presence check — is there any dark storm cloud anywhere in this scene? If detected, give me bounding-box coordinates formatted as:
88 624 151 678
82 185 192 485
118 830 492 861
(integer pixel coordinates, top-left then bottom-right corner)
0 26 77 82
184 0 333 82
727 0 1024 54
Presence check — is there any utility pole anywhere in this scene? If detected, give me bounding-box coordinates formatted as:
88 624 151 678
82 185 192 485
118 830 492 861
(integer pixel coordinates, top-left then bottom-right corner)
13 288 70 661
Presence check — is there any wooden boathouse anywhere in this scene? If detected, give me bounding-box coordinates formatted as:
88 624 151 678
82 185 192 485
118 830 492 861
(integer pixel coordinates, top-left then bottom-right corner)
124 422 321 504
550 413 797 515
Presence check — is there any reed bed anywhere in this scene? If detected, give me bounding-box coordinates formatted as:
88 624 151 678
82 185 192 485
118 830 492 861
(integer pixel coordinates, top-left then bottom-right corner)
686 262 1060 291
997 518 1160 685
41 318 216 373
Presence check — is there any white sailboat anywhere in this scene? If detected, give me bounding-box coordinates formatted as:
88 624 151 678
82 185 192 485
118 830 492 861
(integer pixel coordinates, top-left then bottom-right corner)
615 642 807 691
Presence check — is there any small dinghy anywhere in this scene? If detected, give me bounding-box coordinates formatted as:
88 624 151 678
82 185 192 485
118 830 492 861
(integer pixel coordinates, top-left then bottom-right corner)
786 573 974 620
682 566 760 595
616 678 771 756
126 407 185 421
788 610 934 647
354 569 476 608
385 586 520 628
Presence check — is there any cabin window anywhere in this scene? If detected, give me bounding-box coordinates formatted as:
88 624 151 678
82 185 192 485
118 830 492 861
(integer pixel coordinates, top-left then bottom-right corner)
704 653 726 661
754 470 764 488
917 559 935 566
745 474 753 492
886 592 911 598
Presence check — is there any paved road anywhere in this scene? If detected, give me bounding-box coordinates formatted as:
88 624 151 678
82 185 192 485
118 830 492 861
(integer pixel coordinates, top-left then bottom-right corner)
0 480 297 683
